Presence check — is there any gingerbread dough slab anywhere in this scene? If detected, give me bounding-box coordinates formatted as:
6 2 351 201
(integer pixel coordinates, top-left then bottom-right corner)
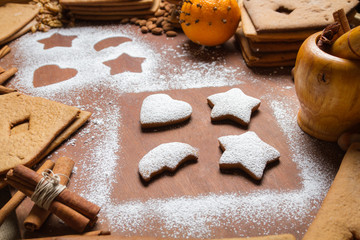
0 93 80 175
243 0 359 32
0 3 39 43
303 142 360 240
0 18 37 46
217 234 296 240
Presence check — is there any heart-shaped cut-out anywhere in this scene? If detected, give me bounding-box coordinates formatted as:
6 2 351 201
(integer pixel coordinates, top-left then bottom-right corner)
33 65 77 88
140 94 192 128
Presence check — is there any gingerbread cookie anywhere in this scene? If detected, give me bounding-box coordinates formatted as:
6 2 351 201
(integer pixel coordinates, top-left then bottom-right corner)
140 93 192 128
207 88 261 126
240 3 317 42
243 0 359 32
303 142 360 240
138 142 198 181
235 27 297 67
218 131 280 180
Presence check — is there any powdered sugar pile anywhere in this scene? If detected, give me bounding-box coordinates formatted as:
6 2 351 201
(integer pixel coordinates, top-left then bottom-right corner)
140 94 192 128
218 131 280 180
138 142 198 181
9 25 340 238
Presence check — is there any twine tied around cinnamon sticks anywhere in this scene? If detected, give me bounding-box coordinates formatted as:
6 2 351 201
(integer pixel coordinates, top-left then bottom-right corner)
31 169 68 210
5 163 101 232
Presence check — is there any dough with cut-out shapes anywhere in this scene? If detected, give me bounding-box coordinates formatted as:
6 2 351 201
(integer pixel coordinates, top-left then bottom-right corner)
140 94 192 128
207 88 260 126
245 234 295 240
139 142 198 181
303 142 360 240
0 92 80 174
218 131 280 180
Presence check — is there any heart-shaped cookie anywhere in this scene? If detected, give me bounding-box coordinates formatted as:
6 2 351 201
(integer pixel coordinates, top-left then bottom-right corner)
33 65 77 88
140 94 192 128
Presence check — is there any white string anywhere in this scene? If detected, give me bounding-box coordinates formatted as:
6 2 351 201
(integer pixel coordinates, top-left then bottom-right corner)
31 169 67 210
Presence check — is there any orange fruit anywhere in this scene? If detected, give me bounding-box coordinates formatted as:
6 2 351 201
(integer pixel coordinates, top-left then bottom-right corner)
179 0 241 46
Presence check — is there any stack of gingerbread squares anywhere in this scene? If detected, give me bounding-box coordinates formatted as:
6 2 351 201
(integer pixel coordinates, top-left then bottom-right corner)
60 0 160 20
235 0 359 67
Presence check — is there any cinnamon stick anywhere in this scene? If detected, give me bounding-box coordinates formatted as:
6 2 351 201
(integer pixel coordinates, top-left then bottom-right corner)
24 157 75 231
0 85 16 94
22 230 111 240
0 67 18 85
0 176 7 189
0 45 10 59
0 66 5 74
11 165 100 221
0 160 54 227
5 178 90 233
333 9 351 36
317 22 340 49
82 230 111 236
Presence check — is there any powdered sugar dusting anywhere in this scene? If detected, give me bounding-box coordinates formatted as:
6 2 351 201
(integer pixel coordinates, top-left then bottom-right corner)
8 25 340 238
138 142 198 181
218 131 280 180
11 24 245 97
140 94 192 128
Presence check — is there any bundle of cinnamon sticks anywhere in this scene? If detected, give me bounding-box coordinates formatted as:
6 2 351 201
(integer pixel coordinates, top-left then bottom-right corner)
317 8 360 60
5 161 101 233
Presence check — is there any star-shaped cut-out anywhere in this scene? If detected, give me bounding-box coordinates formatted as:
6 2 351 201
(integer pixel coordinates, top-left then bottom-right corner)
218 131 280 180
103 53 145 75
37 33 77 50
207 88 261 126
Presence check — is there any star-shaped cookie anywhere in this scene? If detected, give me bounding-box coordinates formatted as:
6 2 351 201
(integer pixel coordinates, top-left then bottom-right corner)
207 88 261 126
103 53 145 75
218 131 280 180
37 33 77 50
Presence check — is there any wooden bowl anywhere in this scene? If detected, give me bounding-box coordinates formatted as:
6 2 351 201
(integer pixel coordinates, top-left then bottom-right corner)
294 32 360 142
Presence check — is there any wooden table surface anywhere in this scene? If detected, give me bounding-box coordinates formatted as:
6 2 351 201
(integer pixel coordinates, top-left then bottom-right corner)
1 23 345 239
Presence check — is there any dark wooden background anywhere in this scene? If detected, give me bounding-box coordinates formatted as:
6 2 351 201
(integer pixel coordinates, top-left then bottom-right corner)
0 23 344 239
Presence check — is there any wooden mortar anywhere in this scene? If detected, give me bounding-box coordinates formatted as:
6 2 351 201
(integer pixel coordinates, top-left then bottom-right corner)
293 32 360 142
